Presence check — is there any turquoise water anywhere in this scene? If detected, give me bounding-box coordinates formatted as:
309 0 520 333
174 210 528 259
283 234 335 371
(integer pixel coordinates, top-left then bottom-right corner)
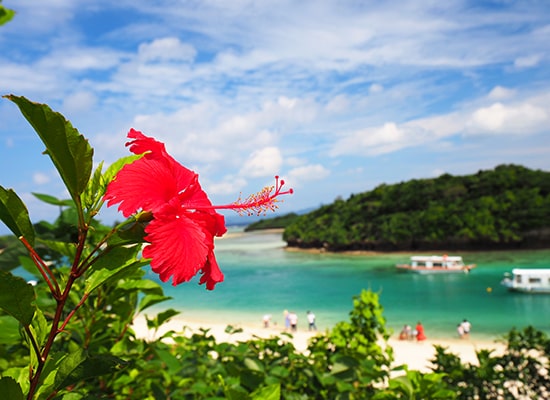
151 229 550 340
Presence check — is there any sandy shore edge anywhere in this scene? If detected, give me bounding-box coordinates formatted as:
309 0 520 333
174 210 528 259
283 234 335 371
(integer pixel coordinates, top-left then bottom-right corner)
132 315 506 373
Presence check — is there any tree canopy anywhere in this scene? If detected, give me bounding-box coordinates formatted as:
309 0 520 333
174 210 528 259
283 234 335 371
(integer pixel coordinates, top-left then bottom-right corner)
283 164 550 251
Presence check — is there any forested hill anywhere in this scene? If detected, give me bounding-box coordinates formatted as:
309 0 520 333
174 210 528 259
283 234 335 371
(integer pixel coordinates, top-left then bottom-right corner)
283 164 550 252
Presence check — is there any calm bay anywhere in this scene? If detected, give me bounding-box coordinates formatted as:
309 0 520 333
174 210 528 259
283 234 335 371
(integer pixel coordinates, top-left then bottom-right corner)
152 229 550 341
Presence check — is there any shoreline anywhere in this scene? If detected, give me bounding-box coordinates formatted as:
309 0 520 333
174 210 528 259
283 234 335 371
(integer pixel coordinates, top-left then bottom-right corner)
132 315 506 374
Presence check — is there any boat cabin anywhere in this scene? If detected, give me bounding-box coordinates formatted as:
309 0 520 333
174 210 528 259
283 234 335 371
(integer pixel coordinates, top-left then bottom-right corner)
502 269 550 293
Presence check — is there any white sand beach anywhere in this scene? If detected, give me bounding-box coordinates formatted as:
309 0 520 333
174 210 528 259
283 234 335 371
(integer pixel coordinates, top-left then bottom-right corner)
132 315 506 374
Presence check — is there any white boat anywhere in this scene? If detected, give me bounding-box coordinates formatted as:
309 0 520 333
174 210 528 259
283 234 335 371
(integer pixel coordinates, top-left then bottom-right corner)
501 269 550 293
396 255 476 274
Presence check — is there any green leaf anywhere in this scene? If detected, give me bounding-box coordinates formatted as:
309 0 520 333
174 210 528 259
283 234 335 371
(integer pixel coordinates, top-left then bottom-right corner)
5 95 93 204
103 154 142 183
22 308 49 372
251 384 280 400
54 349 126 390
0 271 36 325
146 308 180 330
0 315 21 345
81 161 104 211
0 5 16 26
0 240 27 273
32 192 74 207
244 357 264 372
138 293 172 312
85 245 146 294
0 377 24 400
0 186 35 246
36 239 77 259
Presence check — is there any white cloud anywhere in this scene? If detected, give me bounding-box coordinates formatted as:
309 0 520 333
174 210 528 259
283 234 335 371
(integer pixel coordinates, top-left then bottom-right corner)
488 86 515 100
330 122 415 156
369 83 384 94
514 54 542 68
466 102 548 135
203 176 248 197
287 164 330 188
62 91 97 114
33 172 51 185
240 147 283 178
138 37 196 62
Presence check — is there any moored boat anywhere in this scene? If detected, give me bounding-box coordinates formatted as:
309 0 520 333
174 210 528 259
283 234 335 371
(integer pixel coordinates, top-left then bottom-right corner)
501 269 550 293
396 255 476 274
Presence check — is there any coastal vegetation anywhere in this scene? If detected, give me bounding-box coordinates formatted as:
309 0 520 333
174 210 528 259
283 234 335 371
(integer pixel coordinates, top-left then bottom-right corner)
283 164 550 251
244 212 299 231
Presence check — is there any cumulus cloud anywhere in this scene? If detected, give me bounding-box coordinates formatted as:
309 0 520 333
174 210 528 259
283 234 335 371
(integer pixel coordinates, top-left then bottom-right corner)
203 176 248 196
240 147 283 177
466 102 548 135
488 86 515 100
330 122 416 156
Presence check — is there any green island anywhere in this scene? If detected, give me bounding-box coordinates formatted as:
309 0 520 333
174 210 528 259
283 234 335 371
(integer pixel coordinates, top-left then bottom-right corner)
247 164 550 252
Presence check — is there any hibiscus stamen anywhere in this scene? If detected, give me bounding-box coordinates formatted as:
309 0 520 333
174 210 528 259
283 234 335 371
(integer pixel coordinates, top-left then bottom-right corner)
213 176 294 216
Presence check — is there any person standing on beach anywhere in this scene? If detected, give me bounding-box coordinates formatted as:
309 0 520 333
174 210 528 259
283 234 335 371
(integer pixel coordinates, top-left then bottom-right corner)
415 321 426 341
461 319 471 338
288 311 298 332
457 323 465 339
307 311 317 331
284 310 290 331
263 314 271 328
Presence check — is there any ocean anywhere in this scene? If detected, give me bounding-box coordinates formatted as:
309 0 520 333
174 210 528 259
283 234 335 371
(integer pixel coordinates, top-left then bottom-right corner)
150 228 550 341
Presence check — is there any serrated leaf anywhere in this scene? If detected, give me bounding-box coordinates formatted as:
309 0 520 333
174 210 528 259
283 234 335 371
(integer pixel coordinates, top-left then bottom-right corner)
0 271 36 325
5 95 93 204
0 186 35 246
82 161 104 210
0 377 24 400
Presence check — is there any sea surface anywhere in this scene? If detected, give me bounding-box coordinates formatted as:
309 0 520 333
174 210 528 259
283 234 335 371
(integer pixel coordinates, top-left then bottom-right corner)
150 228 550 341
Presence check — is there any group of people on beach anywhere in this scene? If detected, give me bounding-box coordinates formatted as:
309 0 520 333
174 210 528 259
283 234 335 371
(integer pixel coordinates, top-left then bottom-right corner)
457 319 471 339
263 310 317 332
398 319 472 341
398 321 426 341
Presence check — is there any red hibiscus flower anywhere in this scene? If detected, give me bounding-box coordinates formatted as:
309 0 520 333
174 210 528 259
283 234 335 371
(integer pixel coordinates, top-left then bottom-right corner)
105 129 292 290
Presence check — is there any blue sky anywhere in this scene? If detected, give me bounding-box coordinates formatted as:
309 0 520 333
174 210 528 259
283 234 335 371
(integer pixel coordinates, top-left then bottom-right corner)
1 1 549 233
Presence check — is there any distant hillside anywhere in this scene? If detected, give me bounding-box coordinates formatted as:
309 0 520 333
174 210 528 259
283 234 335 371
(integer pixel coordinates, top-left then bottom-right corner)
244 212 300 231
283 164 550 251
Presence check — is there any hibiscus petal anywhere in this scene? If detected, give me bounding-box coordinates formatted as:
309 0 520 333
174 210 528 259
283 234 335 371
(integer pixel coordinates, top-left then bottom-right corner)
142 204 223 287
104 130 197 217
199 253 225 290
126 128 168 156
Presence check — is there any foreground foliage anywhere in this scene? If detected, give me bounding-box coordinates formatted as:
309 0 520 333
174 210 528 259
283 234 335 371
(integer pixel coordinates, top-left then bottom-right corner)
283 164 550 251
